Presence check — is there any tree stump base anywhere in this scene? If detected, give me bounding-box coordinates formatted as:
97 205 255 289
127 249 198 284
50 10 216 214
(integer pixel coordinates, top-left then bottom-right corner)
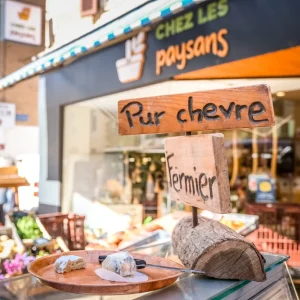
172 215 266 282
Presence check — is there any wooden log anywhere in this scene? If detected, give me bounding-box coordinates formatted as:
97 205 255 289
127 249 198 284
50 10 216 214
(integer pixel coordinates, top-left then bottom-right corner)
172 215 266 282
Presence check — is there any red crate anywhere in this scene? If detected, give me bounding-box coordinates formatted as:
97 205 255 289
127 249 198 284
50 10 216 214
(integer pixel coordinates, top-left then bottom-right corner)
245 203 300 267
38 212 86 250
245 203 300 241
247 226 300 267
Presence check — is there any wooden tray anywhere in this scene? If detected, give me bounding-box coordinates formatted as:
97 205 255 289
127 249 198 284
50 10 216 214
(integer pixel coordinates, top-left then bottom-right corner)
28 250 183 295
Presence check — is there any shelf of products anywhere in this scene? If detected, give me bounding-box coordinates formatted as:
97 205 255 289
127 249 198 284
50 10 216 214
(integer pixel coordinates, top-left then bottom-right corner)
85 222 166 251
200 210 259 236
0 249 295 299
0 211 69 281
85 211 260 255
0 226 34 280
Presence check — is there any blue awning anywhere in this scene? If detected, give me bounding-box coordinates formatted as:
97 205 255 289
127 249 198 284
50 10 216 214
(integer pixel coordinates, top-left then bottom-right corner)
0 0 202 90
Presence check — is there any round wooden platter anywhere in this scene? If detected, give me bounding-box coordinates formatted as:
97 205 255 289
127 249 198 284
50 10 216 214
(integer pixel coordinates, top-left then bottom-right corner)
28 250 183 295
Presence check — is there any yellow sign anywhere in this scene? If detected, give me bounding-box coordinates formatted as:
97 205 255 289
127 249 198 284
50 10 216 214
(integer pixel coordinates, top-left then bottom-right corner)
259 181 272 192
18 7 31 21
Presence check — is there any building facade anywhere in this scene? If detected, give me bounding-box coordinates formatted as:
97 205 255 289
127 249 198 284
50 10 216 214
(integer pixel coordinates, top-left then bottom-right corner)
0 0 46 156
1 0 300 215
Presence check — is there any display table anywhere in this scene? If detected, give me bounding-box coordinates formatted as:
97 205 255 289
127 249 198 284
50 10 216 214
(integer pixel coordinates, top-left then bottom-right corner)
0 250 297 299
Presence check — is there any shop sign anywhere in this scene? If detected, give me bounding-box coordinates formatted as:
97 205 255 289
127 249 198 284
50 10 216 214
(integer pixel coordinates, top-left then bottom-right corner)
118 85 274 135
248 173 268 192
4 0 42 46
0 103 16 128
154 0 229 76
256 178 275 203
118 84 274 214
116 32 147 83
164 134 231 213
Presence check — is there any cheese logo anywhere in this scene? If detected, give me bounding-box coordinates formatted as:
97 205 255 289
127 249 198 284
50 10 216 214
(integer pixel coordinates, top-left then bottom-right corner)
116 32 147 83
259 181 272 192
18 7 31 21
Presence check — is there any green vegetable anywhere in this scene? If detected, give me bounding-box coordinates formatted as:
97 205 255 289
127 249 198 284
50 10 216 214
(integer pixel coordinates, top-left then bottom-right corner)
16 216 43 240
143 216 152 225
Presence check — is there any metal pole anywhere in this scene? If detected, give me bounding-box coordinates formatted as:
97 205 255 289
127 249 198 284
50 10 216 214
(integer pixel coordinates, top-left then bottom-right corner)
185 131 198 228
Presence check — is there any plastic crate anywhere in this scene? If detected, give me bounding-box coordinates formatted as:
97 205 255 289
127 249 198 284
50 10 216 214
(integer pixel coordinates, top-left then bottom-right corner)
247 226 300 267
38 213 86 250
245 203 300 241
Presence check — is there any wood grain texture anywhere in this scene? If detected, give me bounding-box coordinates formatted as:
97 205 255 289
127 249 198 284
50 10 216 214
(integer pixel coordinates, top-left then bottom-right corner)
0 175 29 188
172 216 266 282
165 134 231 213
118 85 274 135
28 250 183 295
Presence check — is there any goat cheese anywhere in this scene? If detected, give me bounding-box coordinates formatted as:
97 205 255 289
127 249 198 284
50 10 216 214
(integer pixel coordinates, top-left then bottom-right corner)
54 255 86 274
102 252 136 277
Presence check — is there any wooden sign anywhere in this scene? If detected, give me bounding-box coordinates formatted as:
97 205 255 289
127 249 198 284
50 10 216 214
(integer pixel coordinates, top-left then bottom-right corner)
164 134 231 214
118 85 274 135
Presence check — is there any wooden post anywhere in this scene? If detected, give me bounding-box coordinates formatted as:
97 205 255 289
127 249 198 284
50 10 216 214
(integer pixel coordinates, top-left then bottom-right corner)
185 131 198 228
192 207 198 228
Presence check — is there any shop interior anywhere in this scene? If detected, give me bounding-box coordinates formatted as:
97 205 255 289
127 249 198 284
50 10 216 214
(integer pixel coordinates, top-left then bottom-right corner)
62 78 300 219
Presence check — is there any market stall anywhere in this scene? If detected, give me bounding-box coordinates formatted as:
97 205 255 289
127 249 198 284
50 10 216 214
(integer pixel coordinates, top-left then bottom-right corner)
0 164 69 282
1 0 300 296
21 84 294 299
0 244 295 300
0 211 69 281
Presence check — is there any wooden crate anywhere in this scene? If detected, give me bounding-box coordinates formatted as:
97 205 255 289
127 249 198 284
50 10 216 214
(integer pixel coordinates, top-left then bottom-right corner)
4 214 69 252
5 214 50 247
38 213 86 250
4 215 25 253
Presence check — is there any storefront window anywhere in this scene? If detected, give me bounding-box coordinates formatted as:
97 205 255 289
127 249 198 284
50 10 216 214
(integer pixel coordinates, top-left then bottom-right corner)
62 95 300 223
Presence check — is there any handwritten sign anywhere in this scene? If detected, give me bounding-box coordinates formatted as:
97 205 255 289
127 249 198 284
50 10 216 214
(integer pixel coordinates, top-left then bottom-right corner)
164 134 231 213
118 85 274 135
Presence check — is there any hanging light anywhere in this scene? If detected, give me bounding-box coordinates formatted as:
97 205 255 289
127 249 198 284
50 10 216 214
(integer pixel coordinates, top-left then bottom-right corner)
276 91 285 97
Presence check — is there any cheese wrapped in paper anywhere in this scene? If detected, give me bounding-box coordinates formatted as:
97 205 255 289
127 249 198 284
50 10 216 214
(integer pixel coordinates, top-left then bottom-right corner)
102 251 136 277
